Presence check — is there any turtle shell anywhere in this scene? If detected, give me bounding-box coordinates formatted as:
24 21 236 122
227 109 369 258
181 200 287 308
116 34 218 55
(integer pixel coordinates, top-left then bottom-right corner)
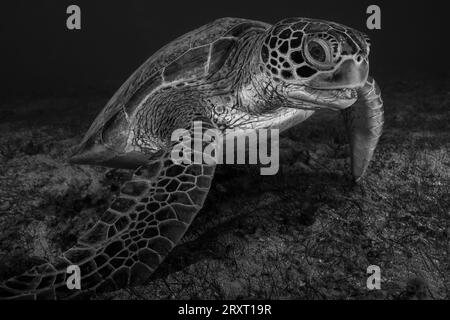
70 18 271 168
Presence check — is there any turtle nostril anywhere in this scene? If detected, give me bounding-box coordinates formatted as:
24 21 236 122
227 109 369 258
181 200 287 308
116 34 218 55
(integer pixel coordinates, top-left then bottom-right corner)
355 54 364 63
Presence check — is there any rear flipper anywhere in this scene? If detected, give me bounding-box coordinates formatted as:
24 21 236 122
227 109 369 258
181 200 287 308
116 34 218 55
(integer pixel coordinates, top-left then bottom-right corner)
341 77 384 182
0 119 216 300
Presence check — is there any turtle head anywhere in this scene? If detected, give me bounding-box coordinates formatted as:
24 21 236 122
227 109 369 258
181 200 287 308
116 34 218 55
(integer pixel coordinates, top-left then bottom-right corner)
259 18 371 110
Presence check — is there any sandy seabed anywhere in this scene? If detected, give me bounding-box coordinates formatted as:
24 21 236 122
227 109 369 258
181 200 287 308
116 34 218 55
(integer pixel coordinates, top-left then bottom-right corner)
0 77 448 299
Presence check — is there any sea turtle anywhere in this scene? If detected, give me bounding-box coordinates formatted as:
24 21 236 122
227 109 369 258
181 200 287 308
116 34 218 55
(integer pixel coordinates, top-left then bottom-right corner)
0 17 383 299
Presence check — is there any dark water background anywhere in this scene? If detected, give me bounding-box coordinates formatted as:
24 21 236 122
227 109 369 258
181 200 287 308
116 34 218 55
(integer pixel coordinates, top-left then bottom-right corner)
1 0 449 99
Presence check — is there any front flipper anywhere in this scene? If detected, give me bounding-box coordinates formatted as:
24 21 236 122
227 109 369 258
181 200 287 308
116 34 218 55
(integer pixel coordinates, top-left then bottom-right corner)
341 77 384 182
0 119 216 300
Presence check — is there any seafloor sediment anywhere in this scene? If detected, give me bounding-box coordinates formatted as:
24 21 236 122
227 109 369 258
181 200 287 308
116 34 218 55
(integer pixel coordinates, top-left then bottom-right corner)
0 77 448 299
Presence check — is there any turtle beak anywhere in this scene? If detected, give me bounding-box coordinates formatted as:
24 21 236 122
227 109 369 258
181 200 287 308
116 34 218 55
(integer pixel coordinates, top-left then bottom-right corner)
309 59 369 90
288 58 369 110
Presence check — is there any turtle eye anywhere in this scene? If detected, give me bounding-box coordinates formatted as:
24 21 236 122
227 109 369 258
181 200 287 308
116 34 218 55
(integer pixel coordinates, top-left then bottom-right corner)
305 38 334 69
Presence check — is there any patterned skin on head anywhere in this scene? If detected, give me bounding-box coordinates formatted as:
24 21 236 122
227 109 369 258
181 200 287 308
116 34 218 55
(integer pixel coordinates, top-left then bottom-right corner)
261 18 370 82
257 18 371 111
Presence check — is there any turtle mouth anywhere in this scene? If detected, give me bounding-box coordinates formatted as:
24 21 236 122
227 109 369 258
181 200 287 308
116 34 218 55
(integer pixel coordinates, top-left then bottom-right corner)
306 86 358 99
287 86 358 109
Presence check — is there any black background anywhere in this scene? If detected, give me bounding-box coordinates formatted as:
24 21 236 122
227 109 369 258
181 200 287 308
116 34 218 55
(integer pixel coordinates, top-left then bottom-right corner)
1 0 449 97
